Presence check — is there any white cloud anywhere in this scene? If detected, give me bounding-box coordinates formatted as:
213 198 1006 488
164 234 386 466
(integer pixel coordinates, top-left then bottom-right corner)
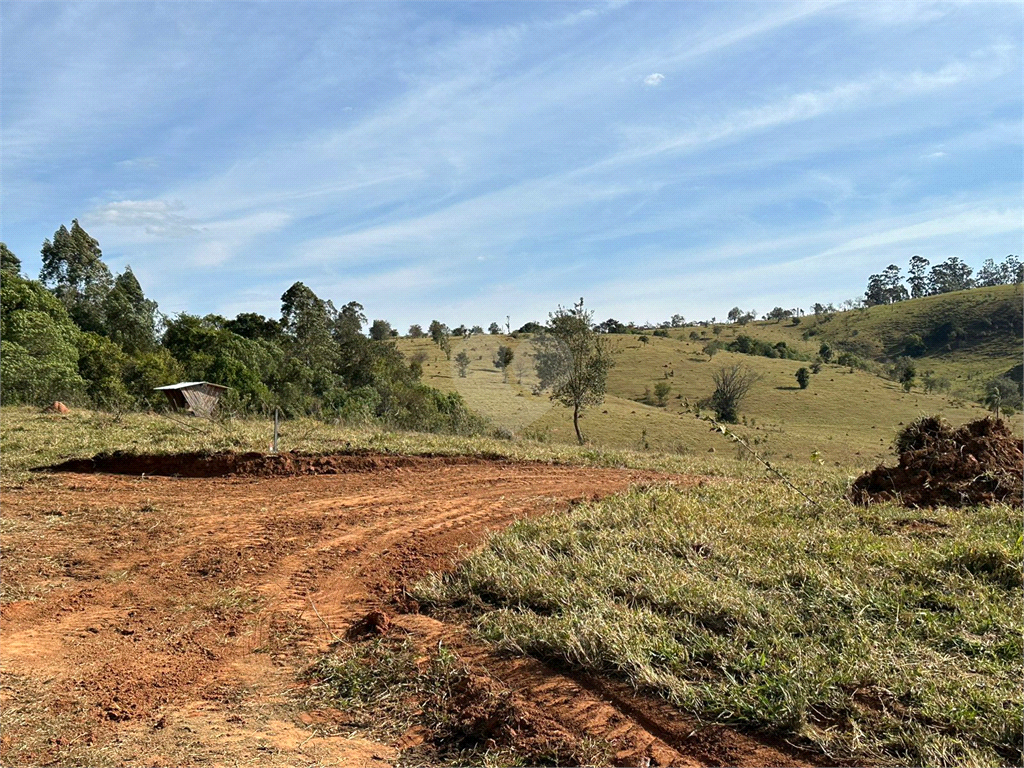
92 199 198 237
644 72 665 86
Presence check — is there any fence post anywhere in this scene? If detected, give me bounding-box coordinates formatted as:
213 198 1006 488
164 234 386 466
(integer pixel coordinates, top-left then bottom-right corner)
272 408 279 453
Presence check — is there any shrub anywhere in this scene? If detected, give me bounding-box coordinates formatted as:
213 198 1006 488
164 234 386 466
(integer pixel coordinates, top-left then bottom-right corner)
795 368 810 389
709 364 761 423
653 381 671 406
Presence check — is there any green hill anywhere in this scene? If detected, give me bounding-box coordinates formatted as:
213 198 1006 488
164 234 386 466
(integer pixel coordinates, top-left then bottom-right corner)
709 283 1022 399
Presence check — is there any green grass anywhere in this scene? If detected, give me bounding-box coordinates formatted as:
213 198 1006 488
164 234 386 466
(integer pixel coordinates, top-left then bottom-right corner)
415 482 1023 767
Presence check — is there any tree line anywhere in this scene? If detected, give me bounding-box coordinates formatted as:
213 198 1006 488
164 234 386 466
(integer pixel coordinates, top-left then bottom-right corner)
0 221 480 433
863 254 1022 307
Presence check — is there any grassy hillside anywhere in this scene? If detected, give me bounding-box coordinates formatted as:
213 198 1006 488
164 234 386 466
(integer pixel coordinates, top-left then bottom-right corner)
398 332 1002 470
696 283 1022 399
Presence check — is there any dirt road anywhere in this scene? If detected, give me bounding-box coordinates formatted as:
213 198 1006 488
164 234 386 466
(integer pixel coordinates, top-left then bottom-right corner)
1 454 812 767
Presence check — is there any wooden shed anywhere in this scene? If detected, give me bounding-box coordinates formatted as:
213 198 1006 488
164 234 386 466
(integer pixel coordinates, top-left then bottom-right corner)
154 381 229 419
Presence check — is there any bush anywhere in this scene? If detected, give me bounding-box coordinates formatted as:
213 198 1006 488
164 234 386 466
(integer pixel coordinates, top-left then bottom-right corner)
653 381 671 406
709 364 761 423
795 368 810 389
902 333 927 357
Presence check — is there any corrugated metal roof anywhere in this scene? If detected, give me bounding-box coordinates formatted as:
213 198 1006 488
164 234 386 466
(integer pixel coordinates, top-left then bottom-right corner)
153 381 230 391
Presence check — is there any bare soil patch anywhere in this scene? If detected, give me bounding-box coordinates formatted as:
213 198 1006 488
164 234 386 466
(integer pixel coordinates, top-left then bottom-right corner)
4 451 812 767
850 417 1023 508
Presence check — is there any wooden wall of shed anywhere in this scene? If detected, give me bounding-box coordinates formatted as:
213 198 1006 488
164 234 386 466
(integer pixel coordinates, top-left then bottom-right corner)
182 388 220 419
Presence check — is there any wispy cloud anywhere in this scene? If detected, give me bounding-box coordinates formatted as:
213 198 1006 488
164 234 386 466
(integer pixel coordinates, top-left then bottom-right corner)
93 199 198 237
2 1 1019 328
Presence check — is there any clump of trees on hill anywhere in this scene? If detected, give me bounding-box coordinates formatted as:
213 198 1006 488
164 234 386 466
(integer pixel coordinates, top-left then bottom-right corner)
864 255 1022 306
0 222 481 434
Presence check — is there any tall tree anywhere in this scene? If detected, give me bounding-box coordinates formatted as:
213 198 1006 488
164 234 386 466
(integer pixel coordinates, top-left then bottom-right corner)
279 282 340 394
908 255 930 298
102 266 158 354
975 258 1004 288
39 220 113 333
928 258 974 295
334 301 366 340
1001 255 1023 285
865 265 908 305
534 298 614 444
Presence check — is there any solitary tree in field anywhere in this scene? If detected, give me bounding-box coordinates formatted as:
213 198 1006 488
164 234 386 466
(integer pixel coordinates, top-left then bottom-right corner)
638 335 649 347
454 350 471 377
892 357 917 392
795 367 810 389
534 298 614 444
709 364 761 423
493 345 514 382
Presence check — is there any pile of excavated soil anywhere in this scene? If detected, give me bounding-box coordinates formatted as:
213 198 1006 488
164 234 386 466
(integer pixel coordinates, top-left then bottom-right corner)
41 450 517 478
850 417 1023 508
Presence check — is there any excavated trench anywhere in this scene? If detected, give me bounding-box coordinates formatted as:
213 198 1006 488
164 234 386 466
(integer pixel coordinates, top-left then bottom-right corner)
41 449 523 478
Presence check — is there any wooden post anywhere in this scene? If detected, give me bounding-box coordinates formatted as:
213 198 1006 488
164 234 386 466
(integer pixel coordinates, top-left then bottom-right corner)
272 408 279 453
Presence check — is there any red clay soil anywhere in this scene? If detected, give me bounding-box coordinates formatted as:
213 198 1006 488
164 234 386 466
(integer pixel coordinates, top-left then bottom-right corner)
4 452 819 767
850 417 1023 508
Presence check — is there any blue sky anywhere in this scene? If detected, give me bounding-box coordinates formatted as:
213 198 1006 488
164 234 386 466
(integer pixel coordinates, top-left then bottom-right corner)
2 1 1021 330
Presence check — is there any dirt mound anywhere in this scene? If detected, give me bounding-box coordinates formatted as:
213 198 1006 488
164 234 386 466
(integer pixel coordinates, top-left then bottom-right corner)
850 417 1023 508
346 611 392 640
41 450 516 478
